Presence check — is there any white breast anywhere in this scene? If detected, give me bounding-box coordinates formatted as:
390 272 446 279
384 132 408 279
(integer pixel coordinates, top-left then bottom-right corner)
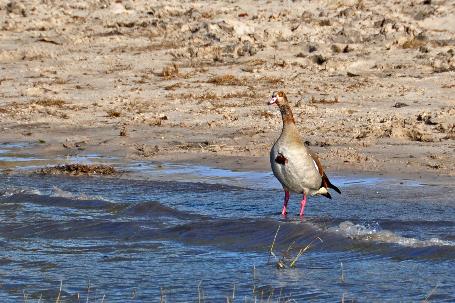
270 143 322 194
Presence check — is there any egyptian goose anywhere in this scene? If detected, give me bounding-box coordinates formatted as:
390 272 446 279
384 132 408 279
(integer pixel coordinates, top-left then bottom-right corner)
268 91 340 217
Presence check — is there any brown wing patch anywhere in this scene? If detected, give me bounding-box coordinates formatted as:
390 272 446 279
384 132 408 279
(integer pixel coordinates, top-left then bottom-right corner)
321 172 330 189
307 149 341 194
308 149 324 177
308 149 331 189
275 153 288 165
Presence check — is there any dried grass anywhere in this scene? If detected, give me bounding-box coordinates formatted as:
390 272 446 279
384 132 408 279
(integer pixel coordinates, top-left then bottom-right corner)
423 283 440 303
34 99 66 107
124 100 153 114
268 225 281 264
106 110 121 118
222 90 256 99
208 75 242 86
247 58 266 66
164 82 182 90
260 76 284 85
119 126 127 136
159 64 179 78
135 144 159 157
401 38 426 49
268 225 323 270
309 96 339 104
406 128 434 142
59 112 70 119
114 41 179 53
36 164 117 176
170 92 219 101
260 111 274 118
199 92 219 100
53 78 68 85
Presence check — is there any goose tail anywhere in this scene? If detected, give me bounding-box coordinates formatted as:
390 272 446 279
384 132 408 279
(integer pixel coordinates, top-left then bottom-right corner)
322 173 341 194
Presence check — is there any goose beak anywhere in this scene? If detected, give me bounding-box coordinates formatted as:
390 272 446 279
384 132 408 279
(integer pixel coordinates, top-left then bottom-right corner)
268 96 278 105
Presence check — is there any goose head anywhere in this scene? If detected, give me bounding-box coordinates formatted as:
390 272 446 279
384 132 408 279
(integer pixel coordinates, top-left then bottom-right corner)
268 91 288 106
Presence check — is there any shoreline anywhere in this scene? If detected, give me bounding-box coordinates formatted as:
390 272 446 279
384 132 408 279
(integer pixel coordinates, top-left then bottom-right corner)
1 135 453 187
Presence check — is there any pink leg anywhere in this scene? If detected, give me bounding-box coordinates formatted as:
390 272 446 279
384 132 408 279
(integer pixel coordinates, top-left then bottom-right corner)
299 193 307 217
281 190 290 216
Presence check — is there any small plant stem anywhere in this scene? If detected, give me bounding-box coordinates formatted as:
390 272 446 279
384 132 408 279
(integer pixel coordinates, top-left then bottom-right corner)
340 262 345 283
290 237 323 268
268 225 281 264
55 280 62 303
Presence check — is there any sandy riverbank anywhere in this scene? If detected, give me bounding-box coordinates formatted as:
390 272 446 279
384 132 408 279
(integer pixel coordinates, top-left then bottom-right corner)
0 0 454 178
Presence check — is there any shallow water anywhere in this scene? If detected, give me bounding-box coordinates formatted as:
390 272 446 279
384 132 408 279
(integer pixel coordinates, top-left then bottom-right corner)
0 156 454 302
